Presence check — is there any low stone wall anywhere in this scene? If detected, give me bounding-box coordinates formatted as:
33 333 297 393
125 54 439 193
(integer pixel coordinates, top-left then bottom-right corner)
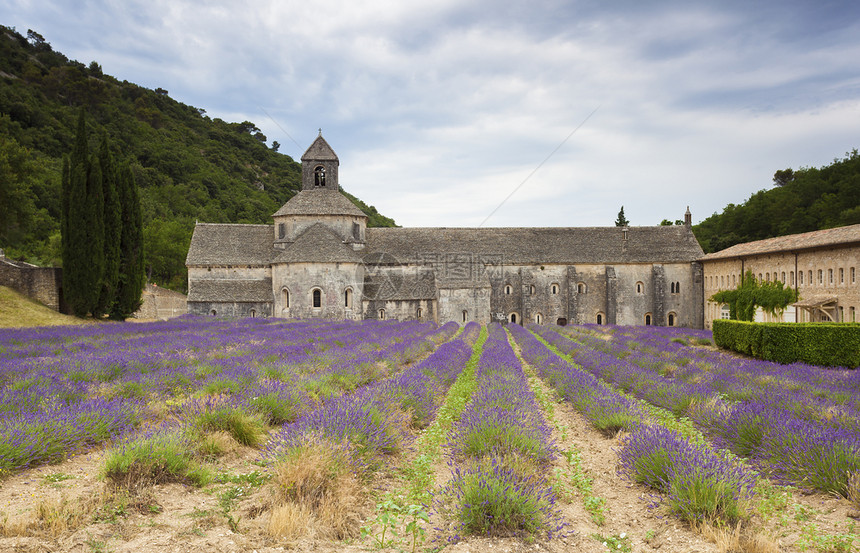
0 252 66 312
134 284 188 320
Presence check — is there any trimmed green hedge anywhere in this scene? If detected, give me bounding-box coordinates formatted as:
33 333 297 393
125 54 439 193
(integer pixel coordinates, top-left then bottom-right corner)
713 320 860 368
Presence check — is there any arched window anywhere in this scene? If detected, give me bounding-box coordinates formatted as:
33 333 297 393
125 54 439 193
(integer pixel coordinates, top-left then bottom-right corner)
250 309 256 318
282 288 290 308
509 313 518 324
781 271 786 283
670 282 675 294
596 313 603 325
313 288 322 308
344 288 353 308
829 268 834 284
417 307 422 318
818 269 823 284
551 283 559 295
636 282 644 294
534 313 543 324
462 310 468 323
799 271 804 285
556 318 567 326
790 271 795 285
644 313 652 326
504 284 512 295
378 308 386 320
210 309 217 316
530 285 536 295
667 312 676 327
314 165 326 187
577 282 586 294
839 268 844 283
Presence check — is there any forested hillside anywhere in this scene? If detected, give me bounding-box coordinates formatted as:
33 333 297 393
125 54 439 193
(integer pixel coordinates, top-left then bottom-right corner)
0 26 395 291
693 150 860 253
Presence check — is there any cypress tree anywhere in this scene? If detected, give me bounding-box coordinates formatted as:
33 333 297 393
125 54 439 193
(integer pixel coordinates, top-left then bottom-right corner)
63 110 91 317
96 135 121 316
82 152 105 315
111 162 145 319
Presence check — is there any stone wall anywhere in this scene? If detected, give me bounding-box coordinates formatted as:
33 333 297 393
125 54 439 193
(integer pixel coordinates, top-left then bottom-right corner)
272 261 364 320
187 301 273 318
438 286 491 324
134 284 188 320
0 252 66 313
364 299 436 322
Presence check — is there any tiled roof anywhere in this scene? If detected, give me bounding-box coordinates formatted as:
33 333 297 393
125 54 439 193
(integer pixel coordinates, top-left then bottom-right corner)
273 224 363 264
186 224 273 266
701 224 860 261
272 190 366 217
301 135 338 161
187 224 705 269
187 278 273 302
363 268 437 300
362 226 704 265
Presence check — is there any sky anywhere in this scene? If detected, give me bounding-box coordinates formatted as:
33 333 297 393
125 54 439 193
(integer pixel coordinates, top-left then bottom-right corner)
6 0 860 228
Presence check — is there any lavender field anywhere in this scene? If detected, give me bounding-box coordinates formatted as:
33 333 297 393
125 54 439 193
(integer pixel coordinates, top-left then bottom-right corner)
0 317 857 553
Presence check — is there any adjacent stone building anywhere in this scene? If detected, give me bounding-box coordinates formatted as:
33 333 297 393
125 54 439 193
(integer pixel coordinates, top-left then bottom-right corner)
186 135 706 327
702 224 860 328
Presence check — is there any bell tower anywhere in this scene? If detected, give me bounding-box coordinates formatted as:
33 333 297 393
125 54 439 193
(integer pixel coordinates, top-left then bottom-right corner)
301 131 339 191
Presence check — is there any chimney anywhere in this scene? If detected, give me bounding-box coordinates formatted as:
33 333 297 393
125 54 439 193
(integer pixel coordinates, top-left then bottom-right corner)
684 206 692 227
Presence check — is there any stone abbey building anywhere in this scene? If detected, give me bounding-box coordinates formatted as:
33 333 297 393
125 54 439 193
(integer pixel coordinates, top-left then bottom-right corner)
186 135 706 327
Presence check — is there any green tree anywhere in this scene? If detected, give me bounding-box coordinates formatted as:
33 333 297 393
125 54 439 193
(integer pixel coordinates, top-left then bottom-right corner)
615 206 629 227
82 150 105 314
711 270 797 321
96 135 120 316
111 162 145 319
62 110 92 316
0 137 38 248
144 219 193 291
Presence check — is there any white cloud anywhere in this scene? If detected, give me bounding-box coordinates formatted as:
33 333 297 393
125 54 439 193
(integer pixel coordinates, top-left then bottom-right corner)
5 0 860 229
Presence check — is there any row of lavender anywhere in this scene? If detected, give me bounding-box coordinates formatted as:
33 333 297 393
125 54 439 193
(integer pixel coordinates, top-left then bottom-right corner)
542 324 860 498
509 324 758 523
259 322 483 535
0 317 455 473
435 323 564 539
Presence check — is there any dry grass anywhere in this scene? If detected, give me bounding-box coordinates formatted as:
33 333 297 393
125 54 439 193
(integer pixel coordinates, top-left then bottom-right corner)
848 471 860 510
199 430 243 457
267 442 365 540
0 286 90 328
694 521 780 553
267 502 317 541
0 490 104 538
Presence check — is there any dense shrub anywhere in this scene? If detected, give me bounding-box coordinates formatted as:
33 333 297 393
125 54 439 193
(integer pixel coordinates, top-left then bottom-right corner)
713 320 860 368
